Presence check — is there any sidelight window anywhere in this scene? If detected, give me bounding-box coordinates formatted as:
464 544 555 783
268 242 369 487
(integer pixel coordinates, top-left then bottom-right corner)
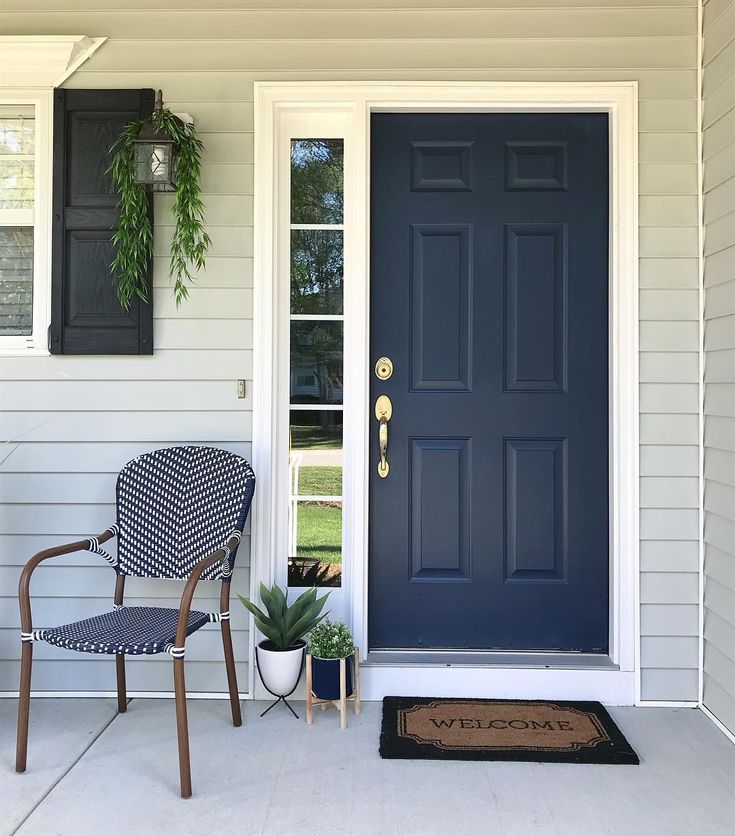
288 139 344 588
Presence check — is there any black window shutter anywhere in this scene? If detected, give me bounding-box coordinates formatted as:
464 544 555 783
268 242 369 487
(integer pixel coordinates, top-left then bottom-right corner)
50 89 155 355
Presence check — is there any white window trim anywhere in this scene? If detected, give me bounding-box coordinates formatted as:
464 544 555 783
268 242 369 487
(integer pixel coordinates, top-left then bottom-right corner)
0 37 105 356
0 89 52 355
253 82 639 705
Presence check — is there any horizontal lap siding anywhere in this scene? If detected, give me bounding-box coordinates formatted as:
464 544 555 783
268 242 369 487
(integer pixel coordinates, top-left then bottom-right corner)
702 0 735 734
0 1 700 699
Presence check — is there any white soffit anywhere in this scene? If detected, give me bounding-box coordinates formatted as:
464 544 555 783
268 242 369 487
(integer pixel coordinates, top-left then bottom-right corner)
0 36 107 88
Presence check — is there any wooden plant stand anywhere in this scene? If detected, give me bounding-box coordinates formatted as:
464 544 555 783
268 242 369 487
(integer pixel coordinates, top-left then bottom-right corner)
305 648 361 730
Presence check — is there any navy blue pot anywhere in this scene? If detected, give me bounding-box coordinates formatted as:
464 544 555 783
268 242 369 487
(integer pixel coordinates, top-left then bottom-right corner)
311 656 353 701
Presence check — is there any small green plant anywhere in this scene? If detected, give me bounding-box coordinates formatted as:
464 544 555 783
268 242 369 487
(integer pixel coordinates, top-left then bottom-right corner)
308 619 354 659
237 583 329 650
107 107 210 309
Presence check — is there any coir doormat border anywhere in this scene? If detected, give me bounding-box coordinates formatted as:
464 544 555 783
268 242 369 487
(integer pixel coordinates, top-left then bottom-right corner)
380 697 639 765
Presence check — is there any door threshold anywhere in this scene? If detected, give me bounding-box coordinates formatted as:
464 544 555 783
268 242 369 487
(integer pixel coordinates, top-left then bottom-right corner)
366 650 618 671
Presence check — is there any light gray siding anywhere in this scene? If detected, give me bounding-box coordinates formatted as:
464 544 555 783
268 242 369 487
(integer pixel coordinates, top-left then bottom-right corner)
0 0 702 699
702 0 735 735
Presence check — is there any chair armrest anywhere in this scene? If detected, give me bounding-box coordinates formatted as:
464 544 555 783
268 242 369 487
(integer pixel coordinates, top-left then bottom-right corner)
174 534 242 650
18 527 118 634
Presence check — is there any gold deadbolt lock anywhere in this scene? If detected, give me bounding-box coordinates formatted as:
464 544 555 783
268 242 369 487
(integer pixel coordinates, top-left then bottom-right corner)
375 356 393 381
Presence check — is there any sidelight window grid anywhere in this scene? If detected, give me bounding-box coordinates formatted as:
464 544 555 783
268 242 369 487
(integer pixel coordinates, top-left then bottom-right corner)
287 137 345 587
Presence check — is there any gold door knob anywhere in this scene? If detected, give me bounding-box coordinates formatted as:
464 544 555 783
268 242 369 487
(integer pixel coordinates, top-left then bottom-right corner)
375 394 392 478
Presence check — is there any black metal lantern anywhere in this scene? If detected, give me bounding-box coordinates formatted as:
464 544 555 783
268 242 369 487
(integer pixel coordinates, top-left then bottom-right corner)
133 90 180 192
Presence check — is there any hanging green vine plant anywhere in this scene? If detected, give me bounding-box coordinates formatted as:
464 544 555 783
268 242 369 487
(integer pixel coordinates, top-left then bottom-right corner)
108 94 210 309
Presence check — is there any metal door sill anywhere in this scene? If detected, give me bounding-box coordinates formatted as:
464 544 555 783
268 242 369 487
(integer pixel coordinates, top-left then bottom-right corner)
365 650 618 671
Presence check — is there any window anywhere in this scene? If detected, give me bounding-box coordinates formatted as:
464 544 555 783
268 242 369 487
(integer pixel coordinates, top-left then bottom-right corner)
288 139 344 588
0 94 51 354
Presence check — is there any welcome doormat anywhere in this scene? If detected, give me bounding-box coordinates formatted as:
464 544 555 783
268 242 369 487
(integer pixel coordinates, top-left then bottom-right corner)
380 697 638 765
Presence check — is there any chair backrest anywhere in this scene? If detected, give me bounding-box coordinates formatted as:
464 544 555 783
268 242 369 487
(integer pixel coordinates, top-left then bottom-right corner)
116 446 255 580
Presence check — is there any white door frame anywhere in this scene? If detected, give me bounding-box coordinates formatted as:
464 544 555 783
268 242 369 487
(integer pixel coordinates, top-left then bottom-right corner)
252 82 639 704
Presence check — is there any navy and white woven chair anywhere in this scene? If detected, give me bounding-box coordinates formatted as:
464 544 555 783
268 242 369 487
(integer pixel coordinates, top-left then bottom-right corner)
16 446 255 798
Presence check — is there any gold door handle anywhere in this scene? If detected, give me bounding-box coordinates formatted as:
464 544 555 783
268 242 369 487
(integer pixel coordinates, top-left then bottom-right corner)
375 394 392 478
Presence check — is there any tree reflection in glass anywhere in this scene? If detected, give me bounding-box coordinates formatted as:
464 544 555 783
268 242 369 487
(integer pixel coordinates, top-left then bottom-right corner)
290 229 343 315
290 139 344 225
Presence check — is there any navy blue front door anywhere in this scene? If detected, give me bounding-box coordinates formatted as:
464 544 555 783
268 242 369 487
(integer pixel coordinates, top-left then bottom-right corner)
368 113 609 652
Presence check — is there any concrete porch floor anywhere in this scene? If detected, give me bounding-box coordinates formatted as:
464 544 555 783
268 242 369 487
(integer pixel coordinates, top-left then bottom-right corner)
1 699 733 836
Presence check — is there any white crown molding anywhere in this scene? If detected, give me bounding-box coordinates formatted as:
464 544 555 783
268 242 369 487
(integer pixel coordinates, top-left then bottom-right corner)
0 36 107 88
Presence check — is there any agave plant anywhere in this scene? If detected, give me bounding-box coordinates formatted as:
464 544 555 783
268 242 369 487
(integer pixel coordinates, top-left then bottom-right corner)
237 583 329 650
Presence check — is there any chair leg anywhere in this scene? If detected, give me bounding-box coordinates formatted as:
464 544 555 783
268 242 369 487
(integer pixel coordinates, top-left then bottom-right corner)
221 622 242 727
116 654 127 713
173 658 192 799
15 642 32 773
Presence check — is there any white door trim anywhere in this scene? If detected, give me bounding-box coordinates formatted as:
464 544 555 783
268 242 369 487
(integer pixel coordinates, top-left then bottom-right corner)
252 82 639 704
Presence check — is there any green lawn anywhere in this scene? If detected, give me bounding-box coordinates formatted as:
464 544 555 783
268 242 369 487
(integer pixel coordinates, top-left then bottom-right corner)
296 503 342 564
296 465 342 496
290 425 341 449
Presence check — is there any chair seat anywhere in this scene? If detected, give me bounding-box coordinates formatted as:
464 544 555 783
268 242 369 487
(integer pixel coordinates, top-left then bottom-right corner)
37 606 211 655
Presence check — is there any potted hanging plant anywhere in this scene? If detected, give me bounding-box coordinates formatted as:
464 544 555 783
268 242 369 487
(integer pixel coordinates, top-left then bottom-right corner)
238 583 329 716
308 620 355 701
107 89 210 309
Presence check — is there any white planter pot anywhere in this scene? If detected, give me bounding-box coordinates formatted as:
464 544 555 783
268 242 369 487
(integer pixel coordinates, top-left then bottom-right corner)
256 640 305 697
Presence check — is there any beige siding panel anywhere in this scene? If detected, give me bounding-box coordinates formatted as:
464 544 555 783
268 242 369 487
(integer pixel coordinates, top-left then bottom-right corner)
639 100 698 133
704 446 735 485
704 314 735 350
640 196 699 228
704 280 735 322
702 101 735 159
0 1 701 699
67 68 699 101
640 352 699 382
704 246 735 287
706 416 735 452
0 8 699 41
0 443 251 473
153 258 254 289
72 39 700 73
640 510 699 541
640 539 700 571
639 258 699 289
640 477 700 509
0 351 252 382
641 636 699 669
640 604 699 636
703 0 735 62
639 164 698 196
702 674 735 733
640 415 699 446
155 321 253 351
640 668 699 701
0 412 252 443
639 289 699 320
2 382 248 413
639 227 700 258
705 544 735 589
641 572 699 605
703 140 735 186
703 211 735 256
702 38 735 94
640 321 699 352
639 383 699 413
706 349 735 383
640 445 699 477
704 175 735 224
0 0 705 10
